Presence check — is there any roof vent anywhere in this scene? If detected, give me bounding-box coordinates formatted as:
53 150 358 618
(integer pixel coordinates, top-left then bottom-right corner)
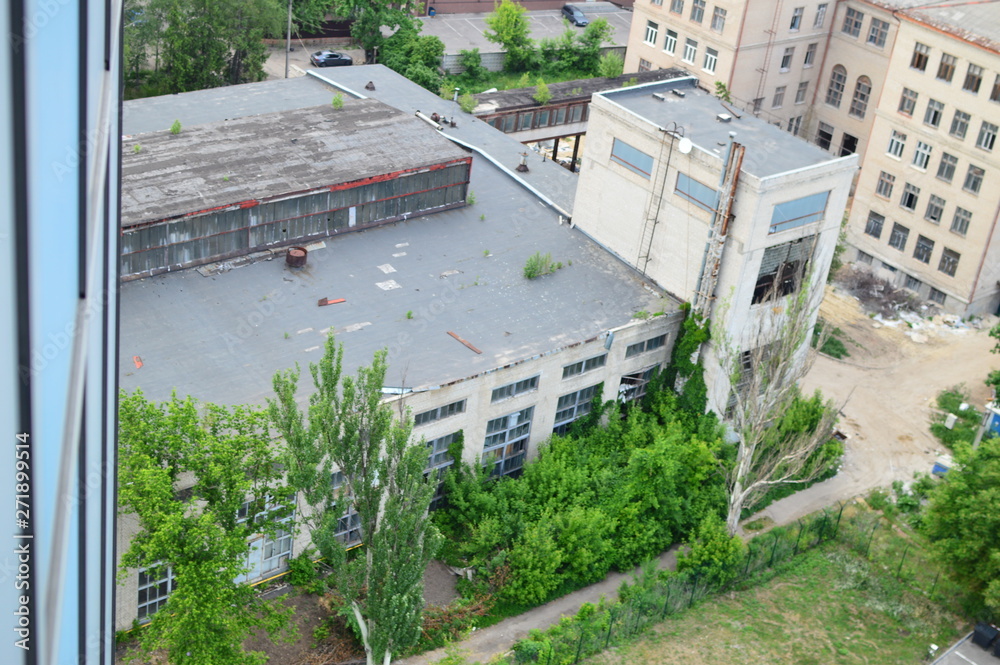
716 113 732 123
652 93 666 101
671 89 686 98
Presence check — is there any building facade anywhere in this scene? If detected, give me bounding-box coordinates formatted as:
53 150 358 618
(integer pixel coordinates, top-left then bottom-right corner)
571 76 856 413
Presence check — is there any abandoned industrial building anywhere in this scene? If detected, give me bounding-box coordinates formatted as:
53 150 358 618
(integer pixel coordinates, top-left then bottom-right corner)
115 65 851 629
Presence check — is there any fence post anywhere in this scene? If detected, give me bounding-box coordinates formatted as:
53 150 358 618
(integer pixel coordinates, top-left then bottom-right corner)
896 542 911 578
660 585 672 619
604 608 616 649
833 501 846 539
793 520 804 556
769 531 780 567
819 513 830 542
573 628 585 664
743 542 754 576
688 575 699 608
864 521 879 557
930 571 940 598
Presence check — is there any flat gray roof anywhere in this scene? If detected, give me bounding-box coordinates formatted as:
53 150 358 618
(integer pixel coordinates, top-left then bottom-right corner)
119 154 676 407
932 632 1000 665
120 99 469 227
885 1 1000 50
601 78 840 178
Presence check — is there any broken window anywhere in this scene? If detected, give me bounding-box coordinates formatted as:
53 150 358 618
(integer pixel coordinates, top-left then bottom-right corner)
752 238 814 304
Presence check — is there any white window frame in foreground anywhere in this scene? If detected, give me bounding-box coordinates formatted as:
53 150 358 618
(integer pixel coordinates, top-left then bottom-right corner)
703 47 718 74
644 20 659 46
553 384 600 435
491 375 539 403
484 407 533 477
562 353 607 379
619 365 660 402
683 38 698 64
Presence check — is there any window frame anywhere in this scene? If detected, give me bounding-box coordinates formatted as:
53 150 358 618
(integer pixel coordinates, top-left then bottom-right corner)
924 99 944 128
664 29 678 54
938 249 960 277
949 110 970 139
911 42 930 71
963 64 983 93
849 76 871 118
867 18 889 48
864 210 885 239
561 353 608 379
913 235 935 264
780 47 794 72
826 65 846 107
790 7 804 31
804 42 817 67
899 183 920 211
610 138 654 179
937 152 957 182
842 8 864 37
898 88 917 116
875 171 895 199
690 0 706 23
711 6 727 32
888 223 910 251
937 53 957 82
414 399 467 427
912 141 932 170
924 194 945 224
644 20 659 46
976 121 997 152
795 81 809 104
951 207 972 236
814 3 828 28
703 47 718 73
682 37 698 64
963 164 984 194
887 130 906 158
490 375 540 403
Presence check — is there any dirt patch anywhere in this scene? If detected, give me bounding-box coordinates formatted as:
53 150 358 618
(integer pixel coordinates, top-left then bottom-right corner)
423 559 460 608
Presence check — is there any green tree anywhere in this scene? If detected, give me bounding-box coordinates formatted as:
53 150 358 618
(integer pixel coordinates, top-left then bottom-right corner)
990 323 1000 354
483 0 537 72
533 78 552 105
676 513 746 588
117 390 295 665
270 334 441 665
574 18 615 74
597 51 624 78
923 437 1000 615
332 0 422 59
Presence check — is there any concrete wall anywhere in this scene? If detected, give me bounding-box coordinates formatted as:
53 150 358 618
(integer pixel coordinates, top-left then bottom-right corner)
115 312 682 630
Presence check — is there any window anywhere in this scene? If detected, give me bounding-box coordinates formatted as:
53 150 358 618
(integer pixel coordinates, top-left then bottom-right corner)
553 384 599 435
816 122 834 150
849 77 871 118
887 130 906 158
644 20 659 45
840 133 858 156
929 287 947 304
976 121 997 151
925 195 945 224
335 510 361 546
675 172 717 212
964 165 984 194
610 139 654 178
963 64 983 93
753 97 764 113
905 275 923 292
752 239 814 303
652 0 662 4
704 47 718 73
664 29 677 54
484 407 533 477
562 353 607 379
425 431 459 510
949 110 970 139
814 3 828 28
875 171 895 198
826 65 846 107
912 141 932 169
683 38 698 63
937 152 957 182
780 47 795 72
898 88 918 115
900 183 920 211
137 565 176 622
790 7 804 30
772 85 786 108
938 249 960 276
625 333 667 358
937 53 957 82
842 8 863 37
857 249 874 265
888 223 910 250
795 81 809 104
924 99 944 128
911 42 930 71
414 399 466 426
517 111 534 131
864 211 885 238
868 18 889 48
913 235 935 264
804 43 817 67
690 0 705 23
787 115 803 136
491 375 539 402
951 208 972 236
991 74 1000 102
712 7 727 32
670 0 684 13
619 366 659 402
769 191 829 233
638 58 652 72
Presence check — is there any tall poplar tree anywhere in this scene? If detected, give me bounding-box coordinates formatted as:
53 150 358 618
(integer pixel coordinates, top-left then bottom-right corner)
270 334 441 665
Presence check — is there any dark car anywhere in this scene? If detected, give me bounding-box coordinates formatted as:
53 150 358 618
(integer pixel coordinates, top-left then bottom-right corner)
310 51 353 67
561 4 589 27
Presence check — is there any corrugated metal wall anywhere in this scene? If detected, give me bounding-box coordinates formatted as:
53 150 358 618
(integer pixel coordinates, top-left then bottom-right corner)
122 161 470 278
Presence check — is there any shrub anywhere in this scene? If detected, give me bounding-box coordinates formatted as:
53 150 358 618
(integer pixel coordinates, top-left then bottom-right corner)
169 119 181 135
458 48 488 81
676 513 746 589
331 93 344 109
597 51 624 78
523 252 560 279
533 78 552 105
458 92 477 113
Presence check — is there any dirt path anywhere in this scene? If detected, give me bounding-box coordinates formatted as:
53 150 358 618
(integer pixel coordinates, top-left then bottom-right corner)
399 286 998 665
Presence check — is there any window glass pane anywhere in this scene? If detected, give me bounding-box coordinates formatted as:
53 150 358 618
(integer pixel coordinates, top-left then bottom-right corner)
610 138 654 178
770 191 829 233
675 172 718 212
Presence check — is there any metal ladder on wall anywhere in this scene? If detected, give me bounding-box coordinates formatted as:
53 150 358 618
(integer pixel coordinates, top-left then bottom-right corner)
636 129 680 276
752 0 784 112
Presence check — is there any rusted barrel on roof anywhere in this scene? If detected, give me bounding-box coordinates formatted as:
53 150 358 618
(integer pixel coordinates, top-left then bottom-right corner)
286 246 307 268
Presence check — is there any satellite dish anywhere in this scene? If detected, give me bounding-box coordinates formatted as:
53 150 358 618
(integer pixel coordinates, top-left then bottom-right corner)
678 137 693 154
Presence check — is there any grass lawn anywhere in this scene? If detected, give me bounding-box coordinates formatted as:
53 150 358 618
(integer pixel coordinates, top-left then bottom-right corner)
587 545 967 665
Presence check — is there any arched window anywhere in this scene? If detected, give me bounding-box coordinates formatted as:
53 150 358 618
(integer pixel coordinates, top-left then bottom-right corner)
826 65 847 108
849 76 872 118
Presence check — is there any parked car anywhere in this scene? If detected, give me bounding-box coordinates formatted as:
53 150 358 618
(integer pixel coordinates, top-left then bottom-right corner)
310 51 353 67
561 4 589 27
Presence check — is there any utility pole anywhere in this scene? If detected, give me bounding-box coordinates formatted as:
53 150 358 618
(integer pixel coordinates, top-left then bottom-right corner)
285 0 293 78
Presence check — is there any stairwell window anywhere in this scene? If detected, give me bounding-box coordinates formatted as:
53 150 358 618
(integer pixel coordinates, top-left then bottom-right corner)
826 65 846 107
610 139 654 179
772 86 786 108
795 81 808 104
842 8 863 37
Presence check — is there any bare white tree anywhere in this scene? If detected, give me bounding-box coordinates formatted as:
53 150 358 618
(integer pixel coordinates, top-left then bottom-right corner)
713 264 839 535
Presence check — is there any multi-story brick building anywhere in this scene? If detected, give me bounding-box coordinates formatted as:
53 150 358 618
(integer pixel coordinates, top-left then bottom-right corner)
624 1 1000 314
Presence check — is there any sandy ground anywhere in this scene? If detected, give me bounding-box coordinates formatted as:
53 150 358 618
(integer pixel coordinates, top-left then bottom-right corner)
398 284 999 665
